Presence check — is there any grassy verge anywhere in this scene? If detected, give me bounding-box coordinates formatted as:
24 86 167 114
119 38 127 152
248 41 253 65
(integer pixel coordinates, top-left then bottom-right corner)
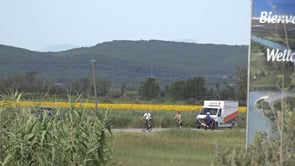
110 129 245 166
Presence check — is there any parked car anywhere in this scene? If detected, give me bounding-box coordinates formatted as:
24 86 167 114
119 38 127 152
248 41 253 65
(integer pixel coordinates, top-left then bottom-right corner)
31 106 62 121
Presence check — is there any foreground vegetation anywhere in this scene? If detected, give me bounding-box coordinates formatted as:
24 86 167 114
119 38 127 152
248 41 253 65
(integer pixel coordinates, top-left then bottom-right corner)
0 91 247 166
0 95 112 166
110 129 245 166
1 91 293 165
215 103 295 166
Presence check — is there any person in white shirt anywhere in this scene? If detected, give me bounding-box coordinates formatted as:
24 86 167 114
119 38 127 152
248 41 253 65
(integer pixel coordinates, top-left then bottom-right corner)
142 111 152 129
143 111 152 121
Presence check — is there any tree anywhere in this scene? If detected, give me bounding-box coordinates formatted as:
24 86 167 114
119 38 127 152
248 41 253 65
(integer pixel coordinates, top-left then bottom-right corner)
96 79 112 96
183 77 206 100
69 77 92 97
0 72 45 94
25 71 37 85
235 67 247 105
166 79 186 100
138 77 160 100
219 81 235 100
215 82 220 99
120 81 126 98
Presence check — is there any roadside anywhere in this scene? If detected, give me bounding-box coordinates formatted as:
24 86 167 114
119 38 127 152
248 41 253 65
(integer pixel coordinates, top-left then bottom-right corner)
110 128 243 133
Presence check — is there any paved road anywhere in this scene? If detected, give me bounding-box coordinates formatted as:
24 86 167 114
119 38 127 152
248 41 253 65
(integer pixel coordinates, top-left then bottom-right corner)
111 128 228 133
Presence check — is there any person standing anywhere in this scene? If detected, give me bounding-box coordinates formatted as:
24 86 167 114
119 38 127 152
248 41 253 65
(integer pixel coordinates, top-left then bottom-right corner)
174 111 182 128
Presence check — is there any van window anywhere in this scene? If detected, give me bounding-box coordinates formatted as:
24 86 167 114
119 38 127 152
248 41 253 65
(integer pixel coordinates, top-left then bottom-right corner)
218 109 221 117
199 108 218 115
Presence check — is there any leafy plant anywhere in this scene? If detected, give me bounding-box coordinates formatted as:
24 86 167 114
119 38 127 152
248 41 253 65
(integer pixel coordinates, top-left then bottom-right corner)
213 104 295 166
0 93 112 166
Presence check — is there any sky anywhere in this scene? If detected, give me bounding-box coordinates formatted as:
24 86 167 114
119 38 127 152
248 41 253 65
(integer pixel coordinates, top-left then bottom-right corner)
0 0 251 51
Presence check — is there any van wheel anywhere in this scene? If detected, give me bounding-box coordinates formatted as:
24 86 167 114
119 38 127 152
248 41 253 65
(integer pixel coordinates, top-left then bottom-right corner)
229 123 235 129
214 122 218 129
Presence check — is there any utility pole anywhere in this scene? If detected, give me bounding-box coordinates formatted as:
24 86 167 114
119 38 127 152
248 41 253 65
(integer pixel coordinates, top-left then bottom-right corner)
150 65 153 78
91 58 98 112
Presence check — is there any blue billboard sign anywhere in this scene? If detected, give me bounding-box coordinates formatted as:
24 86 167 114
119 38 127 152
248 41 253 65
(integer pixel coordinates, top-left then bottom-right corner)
247 0 295 144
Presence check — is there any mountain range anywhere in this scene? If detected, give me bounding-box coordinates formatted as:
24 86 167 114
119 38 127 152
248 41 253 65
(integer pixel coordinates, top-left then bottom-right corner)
0 40 248 87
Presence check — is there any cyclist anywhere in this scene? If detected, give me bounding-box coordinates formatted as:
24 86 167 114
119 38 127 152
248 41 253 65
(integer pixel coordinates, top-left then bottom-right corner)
143 111 152 128
174 111 182 128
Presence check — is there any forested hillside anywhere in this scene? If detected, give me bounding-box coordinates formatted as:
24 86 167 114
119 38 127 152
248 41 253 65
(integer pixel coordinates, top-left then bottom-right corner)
0 40 248 87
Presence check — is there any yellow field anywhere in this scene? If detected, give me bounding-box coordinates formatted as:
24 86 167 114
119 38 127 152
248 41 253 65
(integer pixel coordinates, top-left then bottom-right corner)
0 100 247 112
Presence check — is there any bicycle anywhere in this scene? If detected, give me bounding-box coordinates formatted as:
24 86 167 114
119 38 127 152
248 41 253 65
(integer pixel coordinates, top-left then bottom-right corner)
142 119 152 132
175 119 182 128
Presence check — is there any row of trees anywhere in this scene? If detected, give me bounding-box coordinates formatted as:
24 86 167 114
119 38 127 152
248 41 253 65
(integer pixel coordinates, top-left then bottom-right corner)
137 67 247 104
0 68 247 104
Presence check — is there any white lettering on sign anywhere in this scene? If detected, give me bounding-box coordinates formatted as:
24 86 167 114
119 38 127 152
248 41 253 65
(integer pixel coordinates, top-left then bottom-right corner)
266 48 295 62
259 11 295 24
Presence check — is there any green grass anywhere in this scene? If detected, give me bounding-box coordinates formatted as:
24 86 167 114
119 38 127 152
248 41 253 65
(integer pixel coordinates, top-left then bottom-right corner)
110 129 245 166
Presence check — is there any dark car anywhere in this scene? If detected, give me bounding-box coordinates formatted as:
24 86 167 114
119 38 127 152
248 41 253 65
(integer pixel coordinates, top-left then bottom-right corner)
31 106 62 121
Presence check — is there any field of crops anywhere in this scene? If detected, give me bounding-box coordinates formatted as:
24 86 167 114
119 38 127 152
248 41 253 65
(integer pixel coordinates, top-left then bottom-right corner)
0 102 113 165
0 93 247 165
0 100 247 112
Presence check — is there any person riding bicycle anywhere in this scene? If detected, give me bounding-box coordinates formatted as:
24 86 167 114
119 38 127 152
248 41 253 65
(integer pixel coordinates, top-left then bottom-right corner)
205 112 211 125
143 111 152 128
174 111 182 128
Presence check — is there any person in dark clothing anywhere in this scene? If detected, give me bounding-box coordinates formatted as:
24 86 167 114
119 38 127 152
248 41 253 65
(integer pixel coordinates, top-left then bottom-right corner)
205 112 211 125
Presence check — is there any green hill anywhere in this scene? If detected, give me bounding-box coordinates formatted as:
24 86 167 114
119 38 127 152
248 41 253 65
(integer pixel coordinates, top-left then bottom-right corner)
0 40 248 86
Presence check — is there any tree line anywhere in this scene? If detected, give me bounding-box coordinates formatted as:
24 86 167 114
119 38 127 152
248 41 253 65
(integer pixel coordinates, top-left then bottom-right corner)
0 67 247 105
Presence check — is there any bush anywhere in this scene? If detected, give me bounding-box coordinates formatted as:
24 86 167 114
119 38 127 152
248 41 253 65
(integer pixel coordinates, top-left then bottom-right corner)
237 112 246 128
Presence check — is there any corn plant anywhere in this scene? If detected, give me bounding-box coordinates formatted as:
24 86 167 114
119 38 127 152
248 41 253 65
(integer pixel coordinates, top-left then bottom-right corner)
0 92 112 166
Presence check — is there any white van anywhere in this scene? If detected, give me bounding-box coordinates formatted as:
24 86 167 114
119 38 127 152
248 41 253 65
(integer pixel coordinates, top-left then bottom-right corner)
196 100 239 129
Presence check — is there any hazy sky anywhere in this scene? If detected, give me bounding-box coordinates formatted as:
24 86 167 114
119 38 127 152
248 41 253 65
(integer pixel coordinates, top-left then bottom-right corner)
0 0 251 51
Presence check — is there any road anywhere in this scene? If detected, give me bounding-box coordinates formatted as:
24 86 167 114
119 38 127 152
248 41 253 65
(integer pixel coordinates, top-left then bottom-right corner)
111 128 231 133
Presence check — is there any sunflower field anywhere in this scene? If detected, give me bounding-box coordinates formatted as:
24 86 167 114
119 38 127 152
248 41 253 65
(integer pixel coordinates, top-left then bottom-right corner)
0 100 246 112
